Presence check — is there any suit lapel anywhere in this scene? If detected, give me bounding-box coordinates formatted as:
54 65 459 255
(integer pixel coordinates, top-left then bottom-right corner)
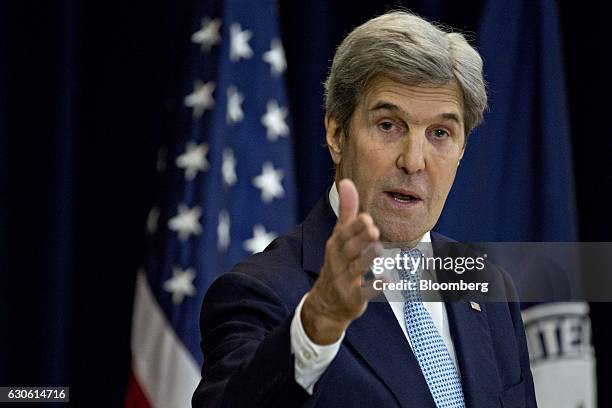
445 301 500 407
301 192 336 274
345 302 436 407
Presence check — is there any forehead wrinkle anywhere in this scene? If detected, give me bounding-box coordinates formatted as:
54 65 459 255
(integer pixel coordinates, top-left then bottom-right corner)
362 77 464 123
368 100 404 114
368 99 462 127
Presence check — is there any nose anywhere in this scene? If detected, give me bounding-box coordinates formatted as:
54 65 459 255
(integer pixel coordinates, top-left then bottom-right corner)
396 133 425 174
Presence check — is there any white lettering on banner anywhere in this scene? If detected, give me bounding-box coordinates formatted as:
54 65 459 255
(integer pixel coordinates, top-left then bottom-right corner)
522 302 596 408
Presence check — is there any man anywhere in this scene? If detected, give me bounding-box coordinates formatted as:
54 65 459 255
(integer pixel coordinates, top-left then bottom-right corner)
193 11 536 407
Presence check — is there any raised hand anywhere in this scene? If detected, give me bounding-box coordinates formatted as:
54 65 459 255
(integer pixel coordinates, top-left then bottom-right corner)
301 179 382 344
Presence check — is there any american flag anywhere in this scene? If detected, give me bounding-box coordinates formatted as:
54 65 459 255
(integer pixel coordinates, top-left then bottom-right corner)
126 1 297 406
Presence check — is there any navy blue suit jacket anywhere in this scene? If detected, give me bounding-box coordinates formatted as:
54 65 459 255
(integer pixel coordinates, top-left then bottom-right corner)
193 194 537 407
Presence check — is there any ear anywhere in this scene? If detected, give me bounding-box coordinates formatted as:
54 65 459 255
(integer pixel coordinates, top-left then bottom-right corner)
325 114 344 165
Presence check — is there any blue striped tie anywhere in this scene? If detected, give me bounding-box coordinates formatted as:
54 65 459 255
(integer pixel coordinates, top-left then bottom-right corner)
399 249 465 408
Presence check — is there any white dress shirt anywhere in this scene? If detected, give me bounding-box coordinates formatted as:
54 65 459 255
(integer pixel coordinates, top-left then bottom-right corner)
290 183 459 394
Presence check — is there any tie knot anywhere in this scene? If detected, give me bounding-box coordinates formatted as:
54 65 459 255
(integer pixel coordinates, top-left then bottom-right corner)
401 248 422 261
398 248 423 302
399 248 422 276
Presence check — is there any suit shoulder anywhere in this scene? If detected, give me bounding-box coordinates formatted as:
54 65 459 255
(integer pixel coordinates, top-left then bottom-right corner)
208 223 312 307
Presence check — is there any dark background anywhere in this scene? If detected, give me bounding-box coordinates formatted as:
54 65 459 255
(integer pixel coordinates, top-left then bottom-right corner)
0 0 610 406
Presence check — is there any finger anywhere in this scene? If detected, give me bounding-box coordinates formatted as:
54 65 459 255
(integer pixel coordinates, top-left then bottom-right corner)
337 223 380 263
334 213 374 246
327 215 374 268
338 178 359 225
360 241 385 271
357 242 385 282
343 240 383 279
360 275 388 302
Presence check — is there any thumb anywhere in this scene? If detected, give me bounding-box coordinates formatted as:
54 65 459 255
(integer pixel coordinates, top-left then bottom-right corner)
338 178 359 224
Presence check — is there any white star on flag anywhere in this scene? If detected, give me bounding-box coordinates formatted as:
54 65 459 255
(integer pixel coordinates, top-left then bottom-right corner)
176 141 209 181
168 204 202 241
243 224 277 254
262 38 287 76
184 80 215 118
217 210 231 251
261 100 289 141
146 206 160 235
229 23 253 61
253 161 284 203
222 148 237 186
226 86 245 124
163 266 197 305
191 17 222 52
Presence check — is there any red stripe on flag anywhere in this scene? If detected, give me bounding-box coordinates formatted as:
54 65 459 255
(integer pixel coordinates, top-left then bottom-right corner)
125 372 151 408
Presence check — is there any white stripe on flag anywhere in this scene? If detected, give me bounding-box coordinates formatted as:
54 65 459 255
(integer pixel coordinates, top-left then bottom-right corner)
131 270 201 408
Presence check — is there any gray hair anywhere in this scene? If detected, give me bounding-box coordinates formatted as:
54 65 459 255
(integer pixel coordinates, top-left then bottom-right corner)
324 10 487 139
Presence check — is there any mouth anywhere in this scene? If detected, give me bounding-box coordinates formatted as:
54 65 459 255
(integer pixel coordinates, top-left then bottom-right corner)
384 189 422 208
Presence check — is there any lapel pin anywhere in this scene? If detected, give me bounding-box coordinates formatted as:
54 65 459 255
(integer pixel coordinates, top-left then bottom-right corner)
469 301 481 312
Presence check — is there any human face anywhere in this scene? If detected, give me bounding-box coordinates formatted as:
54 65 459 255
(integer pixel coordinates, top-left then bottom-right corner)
326 76 466 247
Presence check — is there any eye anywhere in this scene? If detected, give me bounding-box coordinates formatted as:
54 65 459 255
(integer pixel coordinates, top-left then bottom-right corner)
430 128 450 139
377 121 405 137
378 121 396 132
